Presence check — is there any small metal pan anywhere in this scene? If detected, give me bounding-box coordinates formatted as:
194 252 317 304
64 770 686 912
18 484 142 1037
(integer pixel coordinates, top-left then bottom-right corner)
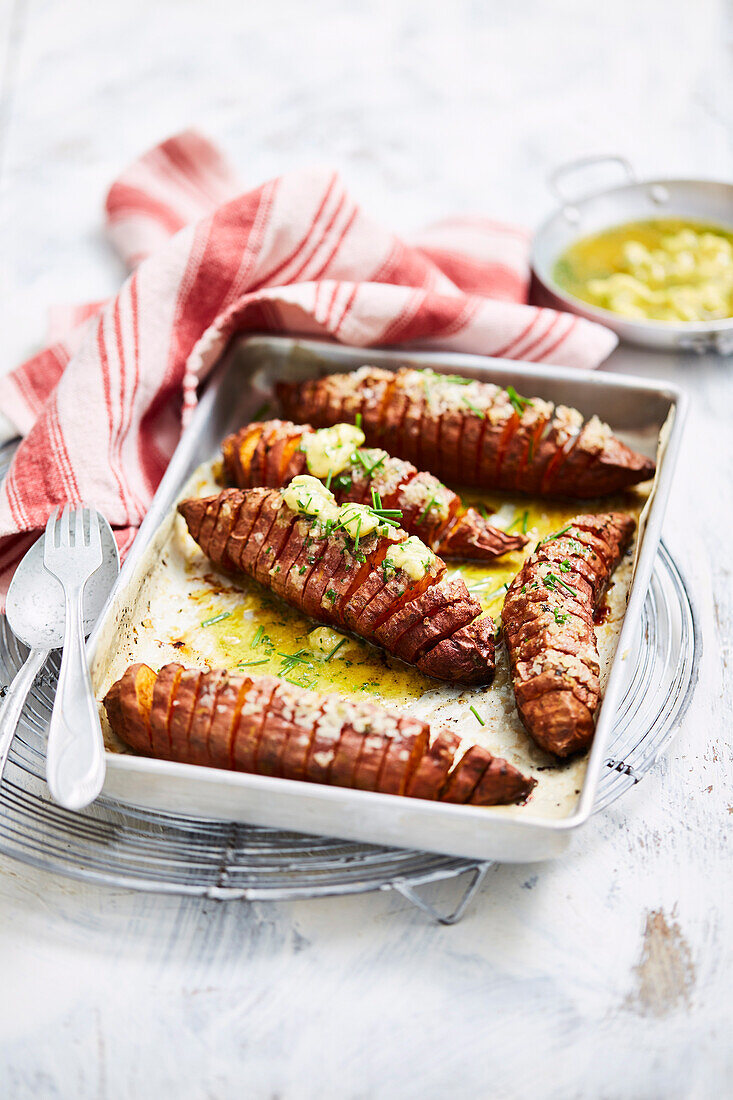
531 155 733 354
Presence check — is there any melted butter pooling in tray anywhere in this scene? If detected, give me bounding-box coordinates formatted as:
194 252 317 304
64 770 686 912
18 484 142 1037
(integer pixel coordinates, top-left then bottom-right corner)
181 484 644 706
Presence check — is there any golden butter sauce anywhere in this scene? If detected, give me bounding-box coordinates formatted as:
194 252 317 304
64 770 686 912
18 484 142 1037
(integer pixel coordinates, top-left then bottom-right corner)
179 487 644 709
554 218 733 322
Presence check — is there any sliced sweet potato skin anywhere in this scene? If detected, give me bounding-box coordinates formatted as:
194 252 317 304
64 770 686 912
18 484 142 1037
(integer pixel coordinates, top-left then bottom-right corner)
438 507 526 560
416 615 496 686
149 663 184 760
178 487 495 686
469 756 537 806
188 668 227 767
439 745 491 804
103 664 156 754
503 511 635 756
405 730 460 801
207 676 250 770
277 369 656 498
104 664 534 806
169 668 203 762
233 681 277 773
222 419 526 561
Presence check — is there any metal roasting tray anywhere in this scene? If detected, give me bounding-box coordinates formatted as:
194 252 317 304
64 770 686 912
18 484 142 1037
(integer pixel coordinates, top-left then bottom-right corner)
82 336 688 865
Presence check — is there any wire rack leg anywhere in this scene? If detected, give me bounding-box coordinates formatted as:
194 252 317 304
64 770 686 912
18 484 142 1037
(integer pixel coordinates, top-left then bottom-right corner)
389 863 492 924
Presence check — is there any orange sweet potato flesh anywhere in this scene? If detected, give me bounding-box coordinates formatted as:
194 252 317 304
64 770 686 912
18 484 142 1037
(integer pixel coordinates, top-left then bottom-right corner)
178 487 496 686
221 419 526 562
104 664 156 754
502 511 635 756
104 664 534 806
276 368 656 499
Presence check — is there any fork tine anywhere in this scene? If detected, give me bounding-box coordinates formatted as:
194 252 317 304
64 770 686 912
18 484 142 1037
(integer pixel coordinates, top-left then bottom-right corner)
44 506 60 546
60 504 72 548
74 506 84 549
87 507 101 549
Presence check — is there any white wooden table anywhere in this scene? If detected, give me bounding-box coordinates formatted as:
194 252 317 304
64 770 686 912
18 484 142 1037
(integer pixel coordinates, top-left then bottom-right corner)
0 1 730 1096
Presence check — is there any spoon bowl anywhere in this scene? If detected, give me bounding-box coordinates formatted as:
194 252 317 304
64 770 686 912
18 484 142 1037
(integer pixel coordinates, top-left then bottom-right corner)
6 517 119 650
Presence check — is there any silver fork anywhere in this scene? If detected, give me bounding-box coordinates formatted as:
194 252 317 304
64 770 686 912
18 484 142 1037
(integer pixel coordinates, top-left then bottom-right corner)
43 505 106 810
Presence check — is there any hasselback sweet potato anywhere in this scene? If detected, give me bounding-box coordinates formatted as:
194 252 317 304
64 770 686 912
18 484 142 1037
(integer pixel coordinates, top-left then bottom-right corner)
104 664 536 806
178 485 496 685
502 512 635 756
276 367 656 498
221 419 526 561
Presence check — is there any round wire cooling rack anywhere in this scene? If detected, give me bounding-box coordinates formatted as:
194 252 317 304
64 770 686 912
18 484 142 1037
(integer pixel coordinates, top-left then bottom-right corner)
0 541 699 920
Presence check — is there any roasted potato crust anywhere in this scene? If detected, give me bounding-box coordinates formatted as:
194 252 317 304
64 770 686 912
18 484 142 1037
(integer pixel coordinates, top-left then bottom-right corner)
276 368 656 498
104 665 536 806
502 512 635 756
179 487 496 686
222 419 527 561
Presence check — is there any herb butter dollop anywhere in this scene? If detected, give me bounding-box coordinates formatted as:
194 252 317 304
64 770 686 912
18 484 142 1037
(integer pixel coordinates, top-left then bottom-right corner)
282 475 340 524
282 475 400 542
303 424 365 478
384 535 436 581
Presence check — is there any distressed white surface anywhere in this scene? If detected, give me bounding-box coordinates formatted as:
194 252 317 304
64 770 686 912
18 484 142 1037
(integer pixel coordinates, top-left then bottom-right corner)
0 0 731 1096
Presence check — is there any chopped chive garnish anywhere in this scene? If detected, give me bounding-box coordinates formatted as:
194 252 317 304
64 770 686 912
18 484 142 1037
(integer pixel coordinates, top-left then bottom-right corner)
469 580 509 600
538 523 573 547
354 449 386 478
485 583 510 600
325 470 333 491
477 503 490 521
277 649 313 676
543 572 577 596
463 396 485 418
325 638 348 662
508 510 529 533
252 401 272 421
433 371 472 385
355 413 363 429
201 611 231 628
506 385 534 416
251 626 265 648
238 658 269 667
470 705 486 726
417 494 438 524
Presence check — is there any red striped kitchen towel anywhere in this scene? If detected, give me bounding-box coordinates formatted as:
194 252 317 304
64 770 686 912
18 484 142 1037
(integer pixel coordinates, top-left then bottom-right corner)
0 130 617 601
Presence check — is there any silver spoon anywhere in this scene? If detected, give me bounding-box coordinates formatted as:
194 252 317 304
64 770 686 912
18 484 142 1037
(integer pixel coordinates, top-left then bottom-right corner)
0 514 119 789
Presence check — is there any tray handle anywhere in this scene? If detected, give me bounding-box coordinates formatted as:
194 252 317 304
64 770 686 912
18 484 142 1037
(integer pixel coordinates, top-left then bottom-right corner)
549 155 636 222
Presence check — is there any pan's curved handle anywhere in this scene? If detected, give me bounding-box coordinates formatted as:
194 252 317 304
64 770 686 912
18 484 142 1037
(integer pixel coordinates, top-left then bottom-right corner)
549 155 636 222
